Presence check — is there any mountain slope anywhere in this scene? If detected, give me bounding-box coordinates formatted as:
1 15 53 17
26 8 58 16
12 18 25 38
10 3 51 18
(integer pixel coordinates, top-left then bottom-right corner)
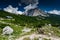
0 10 42 27
0 10 60 40
46 13 60 26
0 10 60 27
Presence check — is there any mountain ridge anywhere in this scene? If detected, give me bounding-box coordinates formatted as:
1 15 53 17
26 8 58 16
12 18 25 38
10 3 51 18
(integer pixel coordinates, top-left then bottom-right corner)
24 8 49 17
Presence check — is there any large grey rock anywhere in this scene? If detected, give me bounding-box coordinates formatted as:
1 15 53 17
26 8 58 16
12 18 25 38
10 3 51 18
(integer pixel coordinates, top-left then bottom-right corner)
2 26 13 35
24 8 49 17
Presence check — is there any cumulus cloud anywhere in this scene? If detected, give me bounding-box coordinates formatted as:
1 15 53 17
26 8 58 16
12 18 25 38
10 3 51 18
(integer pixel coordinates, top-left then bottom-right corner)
24 3 38 11
24 0 38 13
3 5 23 15
48 10 60 15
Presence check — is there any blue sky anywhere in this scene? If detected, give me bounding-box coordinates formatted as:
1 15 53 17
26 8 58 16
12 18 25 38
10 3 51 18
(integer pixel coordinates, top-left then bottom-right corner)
39 0 60 11
0 0 60 11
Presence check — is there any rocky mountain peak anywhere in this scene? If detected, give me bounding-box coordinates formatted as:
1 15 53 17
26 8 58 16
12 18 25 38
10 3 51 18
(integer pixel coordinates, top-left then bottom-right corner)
24 8 49 17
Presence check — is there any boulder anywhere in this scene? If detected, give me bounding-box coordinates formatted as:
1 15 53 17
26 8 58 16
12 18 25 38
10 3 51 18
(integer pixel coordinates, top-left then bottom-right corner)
2 26 13 35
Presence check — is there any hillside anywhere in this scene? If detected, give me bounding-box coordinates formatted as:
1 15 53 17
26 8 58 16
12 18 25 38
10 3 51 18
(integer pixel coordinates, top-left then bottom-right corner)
0 10 60 40
0 10 49 27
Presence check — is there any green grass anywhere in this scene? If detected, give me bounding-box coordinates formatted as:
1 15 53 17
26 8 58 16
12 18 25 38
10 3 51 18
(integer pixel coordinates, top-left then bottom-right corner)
39 26 60 37
0 20 36 40
0 10 60 40
23 37 30 40
0 23 23 40
23 37 39 40
43 38 51 40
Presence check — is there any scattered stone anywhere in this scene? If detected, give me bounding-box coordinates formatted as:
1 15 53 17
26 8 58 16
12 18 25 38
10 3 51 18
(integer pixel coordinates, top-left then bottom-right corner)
6 16 13 19
48 33 51 36
22 27 31 33
29 34 35 40
51 31 54 33
16 25 18 26
0 18 4 20
37 28 44 34
39 37 43 40
48 24 52 27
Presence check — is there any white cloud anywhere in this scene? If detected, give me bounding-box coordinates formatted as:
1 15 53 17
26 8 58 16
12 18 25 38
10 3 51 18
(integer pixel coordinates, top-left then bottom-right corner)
23 0 39 15
24 2 38 15
48 10 60 15
24 0 38 12
3 5 23 15
24 2 38 11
